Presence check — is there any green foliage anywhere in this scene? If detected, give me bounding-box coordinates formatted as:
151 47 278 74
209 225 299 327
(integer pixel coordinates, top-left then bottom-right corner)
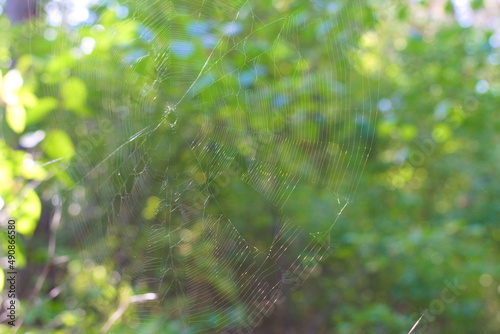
0 0 498 333
42 129 75 160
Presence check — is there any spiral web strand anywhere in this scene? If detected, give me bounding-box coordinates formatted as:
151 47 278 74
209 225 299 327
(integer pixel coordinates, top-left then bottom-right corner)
39 0 378 332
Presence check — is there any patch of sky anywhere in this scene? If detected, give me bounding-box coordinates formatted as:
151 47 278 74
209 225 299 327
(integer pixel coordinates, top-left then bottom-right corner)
188 21 211 36
139 26 155 42
202 34 218 49
223 22 242 36
239 70 255 88
273 94 289 108
171 41 195 58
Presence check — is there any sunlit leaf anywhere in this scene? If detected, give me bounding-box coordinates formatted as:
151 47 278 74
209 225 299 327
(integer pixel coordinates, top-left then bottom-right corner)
6 104 26 133
401 124 418 141
18 90 37 108
20 156 48 181
60 311 80 326
2 70 23 92
432 123 452 143
42 129 75 160
61 77 89 116
142 196 160 220
471 0 484 10
26 97 58 124
12 189 41 237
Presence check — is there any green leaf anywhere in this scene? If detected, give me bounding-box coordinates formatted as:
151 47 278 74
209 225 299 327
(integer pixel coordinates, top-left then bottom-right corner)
444 1 454 14
471 0 484 10
20 158 48 181
26 97 58 125
61 77 89 116
12 189 41 237
401 124 418 141
6 104 26 133
42 129 75 160
432 123 452 143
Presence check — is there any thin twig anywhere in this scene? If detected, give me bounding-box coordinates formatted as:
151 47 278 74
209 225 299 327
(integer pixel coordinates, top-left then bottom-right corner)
100 297 129 334
100 293 157 333
408 312 426 334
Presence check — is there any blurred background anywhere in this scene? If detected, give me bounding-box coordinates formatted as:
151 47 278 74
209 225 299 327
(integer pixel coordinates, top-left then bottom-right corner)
0 0 499 333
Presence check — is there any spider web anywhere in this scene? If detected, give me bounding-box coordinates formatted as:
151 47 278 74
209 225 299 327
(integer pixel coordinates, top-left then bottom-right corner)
39 0 377 332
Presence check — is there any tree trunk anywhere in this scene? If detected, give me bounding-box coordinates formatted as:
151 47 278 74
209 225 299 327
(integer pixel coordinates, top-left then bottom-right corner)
6 0 37 24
